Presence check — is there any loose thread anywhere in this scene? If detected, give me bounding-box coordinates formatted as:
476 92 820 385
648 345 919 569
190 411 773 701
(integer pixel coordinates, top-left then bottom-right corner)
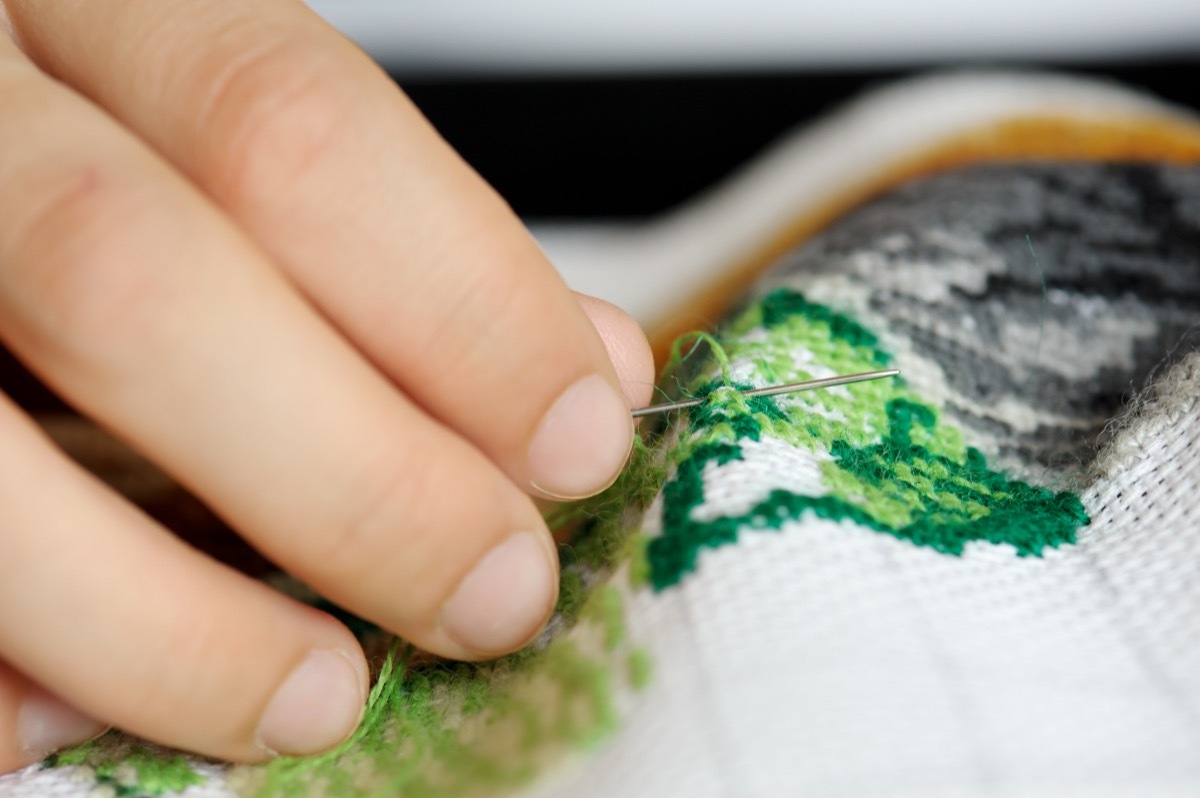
659 331 736 397
258 639 410 793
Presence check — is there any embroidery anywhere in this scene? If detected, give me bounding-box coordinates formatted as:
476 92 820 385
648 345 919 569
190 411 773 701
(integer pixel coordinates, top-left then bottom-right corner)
647 289 1090 590
45 446 656 798
44 745 204 797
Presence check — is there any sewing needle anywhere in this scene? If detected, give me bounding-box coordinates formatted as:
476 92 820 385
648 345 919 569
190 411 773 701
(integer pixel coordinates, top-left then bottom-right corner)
630 368 901 418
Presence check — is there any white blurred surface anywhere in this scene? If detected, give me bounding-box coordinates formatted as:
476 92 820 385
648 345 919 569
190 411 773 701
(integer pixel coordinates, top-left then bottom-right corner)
305 0 1200 73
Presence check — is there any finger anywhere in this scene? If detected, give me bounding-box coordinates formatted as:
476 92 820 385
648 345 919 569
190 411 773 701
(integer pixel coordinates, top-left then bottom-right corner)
575 293 656 411
537 295 654 528
0 661 107 774
0 34 556 660
0 394 364 761
6 0 638 501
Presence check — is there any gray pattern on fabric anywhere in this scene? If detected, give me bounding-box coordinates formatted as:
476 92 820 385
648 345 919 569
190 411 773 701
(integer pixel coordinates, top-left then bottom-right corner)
760 163 1200 480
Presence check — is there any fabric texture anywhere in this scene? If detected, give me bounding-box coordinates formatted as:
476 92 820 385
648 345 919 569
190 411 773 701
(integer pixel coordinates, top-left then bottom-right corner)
5 77 1200 798
574 162 1200 798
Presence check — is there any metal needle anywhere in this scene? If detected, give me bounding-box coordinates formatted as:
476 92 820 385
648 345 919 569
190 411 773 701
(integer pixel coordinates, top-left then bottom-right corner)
630 368 901 418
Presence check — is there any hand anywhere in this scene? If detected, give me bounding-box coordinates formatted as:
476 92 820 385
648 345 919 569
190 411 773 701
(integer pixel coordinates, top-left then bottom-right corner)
0 0 653 770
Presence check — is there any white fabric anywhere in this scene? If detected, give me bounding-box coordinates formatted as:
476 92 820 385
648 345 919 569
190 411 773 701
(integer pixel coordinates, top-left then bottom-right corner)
544 355 1200 798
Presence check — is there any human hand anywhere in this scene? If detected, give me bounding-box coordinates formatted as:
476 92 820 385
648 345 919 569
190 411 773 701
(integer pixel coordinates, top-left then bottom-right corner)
0 0 653 771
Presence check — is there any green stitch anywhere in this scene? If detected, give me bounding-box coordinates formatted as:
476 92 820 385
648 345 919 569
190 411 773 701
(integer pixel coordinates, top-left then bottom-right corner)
45 740 205 798
51 440 655 798
44 745 91 768
646 289 1089 590
556 570 587 624
112 752 205 796
248 638 611 796
587 585 626 652
627 649 653 692
627 534 652 589
232 450 659 798
563 436 660 570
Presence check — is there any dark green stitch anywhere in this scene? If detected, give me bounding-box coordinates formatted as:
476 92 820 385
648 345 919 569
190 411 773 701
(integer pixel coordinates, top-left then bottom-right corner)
646 290 1089 590
45 742 204 798
746 288 893 367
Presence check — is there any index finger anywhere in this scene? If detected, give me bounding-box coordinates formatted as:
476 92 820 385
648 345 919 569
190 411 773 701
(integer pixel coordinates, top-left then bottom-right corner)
7 0 641 500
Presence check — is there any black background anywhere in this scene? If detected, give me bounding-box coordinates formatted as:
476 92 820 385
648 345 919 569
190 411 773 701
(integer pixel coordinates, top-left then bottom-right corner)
398 62 1200 220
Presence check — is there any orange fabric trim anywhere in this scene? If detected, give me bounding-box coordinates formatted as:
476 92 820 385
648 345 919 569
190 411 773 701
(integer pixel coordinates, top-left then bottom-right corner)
647 113 1200 364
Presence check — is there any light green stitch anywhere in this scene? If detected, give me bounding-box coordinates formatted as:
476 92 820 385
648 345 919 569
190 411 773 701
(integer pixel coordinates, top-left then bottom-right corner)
47 441 658 798
646 288 1089 589
627 649 653 692
230 441 662 798
584 585 626 652
44 740 205 798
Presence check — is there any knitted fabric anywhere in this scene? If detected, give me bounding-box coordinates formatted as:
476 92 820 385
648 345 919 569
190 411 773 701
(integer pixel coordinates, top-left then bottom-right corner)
556 162 1200 798
5 100 1200 797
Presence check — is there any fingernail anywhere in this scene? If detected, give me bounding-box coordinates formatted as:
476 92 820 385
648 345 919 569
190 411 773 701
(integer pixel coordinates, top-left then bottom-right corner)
441 531 558 656
257 650 366 757
528 374 633 499
19 690 107 759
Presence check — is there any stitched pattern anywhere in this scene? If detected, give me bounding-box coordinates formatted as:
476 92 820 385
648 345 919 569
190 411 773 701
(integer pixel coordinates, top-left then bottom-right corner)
39 443 660 798
647 290 1089 590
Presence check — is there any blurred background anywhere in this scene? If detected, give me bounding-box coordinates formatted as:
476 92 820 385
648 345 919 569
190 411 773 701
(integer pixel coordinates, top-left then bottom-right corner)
306 0 1200 220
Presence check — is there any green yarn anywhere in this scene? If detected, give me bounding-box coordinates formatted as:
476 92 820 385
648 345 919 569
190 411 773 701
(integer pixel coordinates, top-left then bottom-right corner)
627 534 652 589
627 649 653 692
232 433 664 797
46 438 658 798
646 289 1090 590
44 741 204 797
729 289 893 368
560 435 662 572
555 571 587 624
242 632 624 797
586 585 626 652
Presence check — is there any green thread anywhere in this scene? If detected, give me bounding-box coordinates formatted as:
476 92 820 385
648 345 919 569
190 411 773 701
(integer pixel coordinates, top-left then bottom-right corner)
627 534 652 589
47 438 658 798
646 289 1089 590
588 585 626 652
561 436 661 572
627 649 653 691
45 741 204 798
232 437 663 797
661 331 734 389
555 571 587 624
244 635 621 797
728 289 893 367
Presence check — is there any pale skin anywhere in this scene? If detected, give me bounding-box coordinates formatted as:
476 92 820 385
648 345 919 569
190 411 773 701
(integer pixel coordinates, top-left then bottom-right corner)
0 0 654 771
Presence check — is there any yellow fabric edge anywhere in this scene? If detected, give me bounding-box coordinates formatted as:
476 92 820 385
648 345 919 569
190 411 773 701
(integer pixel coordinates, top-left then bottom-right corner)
647 113 1200 364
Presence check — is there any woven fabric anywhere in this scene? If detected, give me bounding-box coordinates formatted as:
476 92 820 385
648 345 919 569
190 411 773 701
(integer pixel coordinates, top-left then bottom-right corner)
4 126 1200 797
554 162 1200 798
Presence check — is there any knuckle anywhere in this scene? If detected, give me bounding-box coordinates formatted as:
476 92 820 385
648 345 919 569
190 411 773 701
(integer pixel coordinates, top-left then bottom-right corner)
192 37 360 207
1 165 174 351
308 450 453 617
423 253 542 366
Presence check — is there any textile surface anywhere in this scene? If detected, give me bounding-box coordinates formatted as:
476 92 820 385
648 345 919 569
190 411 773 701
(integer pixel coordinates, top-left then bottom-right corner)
569 162 1200 798
4 90 1200 797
